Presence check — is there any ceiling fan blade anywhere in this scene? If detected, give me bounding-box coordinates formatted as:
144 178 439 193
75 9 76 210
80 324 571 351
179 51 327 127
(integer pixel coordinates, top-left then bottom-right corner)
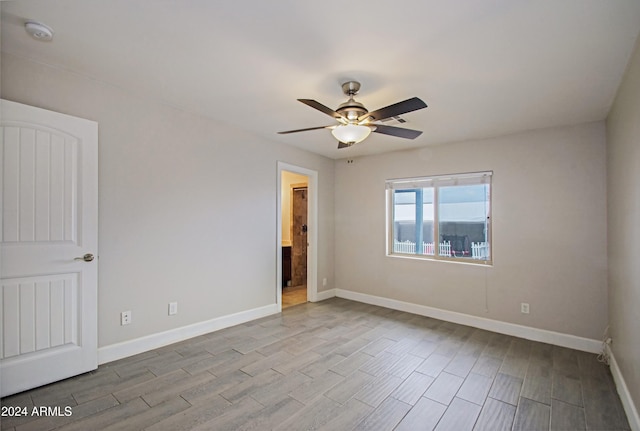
359 97 427 122
337 141 353 149
298 99 344 119
372 124 423 140
278 125 334 134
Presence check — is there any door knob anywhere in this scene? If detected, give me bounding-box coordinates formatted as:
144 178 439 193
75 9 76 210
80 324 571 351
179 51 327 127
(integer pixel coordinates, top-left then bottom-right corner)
74 253 95 262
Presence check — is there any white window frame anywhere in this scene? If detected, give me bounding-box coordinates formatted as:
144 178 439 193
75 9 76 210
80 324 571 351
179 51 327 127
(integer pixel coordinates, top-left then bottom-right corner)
386 171 492 265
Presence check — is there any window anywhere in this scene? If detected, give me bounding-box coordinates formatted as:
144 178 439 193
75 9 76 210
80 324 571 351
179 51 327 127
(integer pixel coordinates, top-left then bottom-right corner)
386 171 492 264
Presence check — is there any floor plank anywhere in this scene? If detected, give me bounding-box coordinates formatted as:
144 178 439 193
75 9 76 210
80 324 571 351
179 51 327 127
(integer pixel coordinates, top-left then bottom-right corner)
390 371 434 405
550 398 586 431
316 398 374 431
423 371 465 405
521 361 552 405
489 372 524 405
513 397 551 431
456 372 493 406
473 397 516 431
434 397 482 431
394 396 447 431
353 397 411 431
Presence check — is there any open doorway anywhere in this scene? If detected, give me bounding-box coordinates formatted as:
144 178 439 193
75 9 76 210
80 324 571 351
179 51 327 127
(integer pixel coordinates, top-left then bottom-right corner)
276 162 318 311
281 172 309 308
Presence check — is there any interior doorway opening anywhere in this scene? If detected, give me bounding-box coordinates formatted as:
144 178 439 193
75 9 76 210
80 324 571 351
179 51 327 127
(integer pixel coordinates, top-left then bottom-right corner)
281 172 309 308
276 162 318 311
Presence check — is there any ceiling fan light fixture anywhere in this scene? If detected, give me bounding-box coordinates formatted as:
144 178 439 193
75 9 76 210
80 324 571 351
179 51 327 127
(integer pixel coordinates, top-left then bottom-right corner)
331 124 371 144
278 81 428 149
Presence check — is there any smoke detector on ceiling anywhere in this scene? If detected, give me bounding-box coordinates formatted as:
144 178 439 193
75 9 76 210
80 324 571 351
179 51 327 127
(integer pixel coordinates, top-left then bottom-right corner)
25 21 54 41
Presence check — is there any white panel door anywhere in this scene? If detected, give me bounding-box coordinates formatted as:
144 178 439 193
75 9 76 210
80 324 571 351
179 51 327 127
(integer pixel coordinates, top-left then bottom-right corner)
0 99 98 397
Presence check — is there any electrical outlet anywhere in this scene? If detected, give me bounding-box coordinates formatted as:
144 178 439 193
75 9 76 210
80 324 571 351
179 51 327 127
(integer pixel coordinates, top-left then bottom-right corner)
520 303 530 314
168 302 178 316
121 310 132 325
322 278 327 287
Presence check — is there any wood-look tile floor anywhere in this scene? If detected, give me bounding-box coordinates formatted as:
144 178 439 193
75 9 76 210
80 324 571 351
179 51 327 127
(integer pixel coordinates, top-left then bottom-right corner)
0 298 630 431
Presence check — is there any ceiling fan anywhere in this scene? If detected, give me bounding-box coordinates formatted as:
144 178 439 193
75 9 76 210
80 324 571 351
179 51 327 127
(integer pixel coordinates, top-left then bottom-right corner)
278 81 428 149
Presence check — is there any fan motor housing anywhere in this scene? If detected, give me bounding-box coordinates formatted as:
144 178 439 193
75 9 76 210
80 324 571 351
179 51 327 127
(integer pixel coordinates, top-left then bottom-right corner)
337 99 368 122
337 81 369 122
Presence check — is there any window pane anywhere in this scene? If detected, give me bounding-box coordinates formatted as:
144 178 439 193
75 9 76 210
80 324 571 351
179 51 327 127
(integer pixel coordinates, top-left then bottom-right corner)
438 184 490 259
392 188 434 255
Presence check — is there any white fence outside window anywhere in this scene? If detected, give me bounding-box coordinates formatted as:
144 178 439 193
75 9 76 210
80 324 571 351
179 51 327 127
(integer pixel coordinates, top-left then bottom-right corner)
470 242 490 260
393 240 451 256
393 240 490 259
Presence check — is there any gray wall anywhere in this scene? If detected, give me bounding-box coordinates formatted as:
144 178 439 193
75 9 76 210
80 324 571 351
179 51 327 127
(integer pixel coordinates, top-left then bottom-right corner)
607 36 640 417
1 53 335 348
334 122 608 340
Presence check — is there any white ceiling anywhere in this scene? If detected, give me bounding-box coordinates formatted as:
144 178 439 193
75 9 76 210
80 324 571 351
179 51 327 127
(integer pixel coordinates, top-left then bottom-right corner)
2 0 640 159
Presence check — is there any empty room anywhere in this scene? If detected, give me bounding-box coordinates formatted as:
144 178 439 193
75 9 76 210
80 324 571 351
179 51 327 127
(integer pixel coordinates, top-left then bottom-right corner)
1 1 639 430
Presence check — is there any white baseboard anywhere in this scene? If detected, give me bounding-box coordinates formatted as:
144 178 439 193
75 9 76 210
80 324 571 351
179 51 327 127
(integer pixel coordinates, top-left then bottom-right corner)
606 344 640 431
313 288 336 302
98 303 279 365
335 289 602 354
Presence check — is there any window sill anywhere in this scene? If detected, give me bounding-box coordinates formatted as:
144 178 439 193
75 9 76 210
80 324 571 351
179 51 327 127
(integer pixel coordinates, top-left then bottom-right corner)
387 253 493 267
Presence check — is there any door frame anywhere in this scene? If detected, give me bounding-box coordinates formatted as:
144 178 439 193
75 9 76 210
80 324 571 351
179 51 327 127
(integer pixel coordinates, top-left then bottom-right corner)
276 162 318 311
